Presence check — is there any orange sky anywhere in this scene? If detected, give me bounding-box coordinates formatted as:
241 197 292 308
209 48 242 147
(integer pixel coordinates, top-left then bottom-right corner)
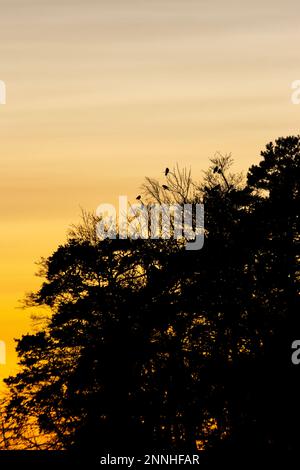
1 0 300 387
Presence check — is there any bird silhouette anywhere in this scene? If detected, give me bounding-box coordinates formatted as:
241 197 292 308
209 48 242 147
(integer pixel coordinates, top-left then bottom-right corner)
136 195 142 200
165 167 169 176
162 185 169 190
213 166 219 174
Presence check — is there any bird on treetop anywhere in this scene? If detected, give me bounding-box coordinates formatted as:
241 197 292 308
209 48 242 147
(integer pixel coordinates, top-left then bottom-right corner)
165 167 169 176
136 195 142 200
162 184 169 190
213 166 219 174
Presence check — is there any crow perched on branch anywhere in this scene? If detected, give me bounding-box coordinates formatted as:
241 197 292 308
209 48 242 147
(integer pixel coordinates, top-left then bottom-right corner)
213 166 222 174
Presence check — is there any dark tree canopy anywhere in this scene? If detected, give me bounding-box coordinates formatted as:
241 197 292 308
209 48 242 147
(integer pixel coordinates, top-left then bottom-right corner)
2 136 299 463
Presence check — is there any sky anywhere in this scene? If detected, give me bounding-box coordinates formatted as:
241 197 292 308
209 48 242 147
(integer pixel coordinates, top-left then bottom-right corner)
0 0 300 386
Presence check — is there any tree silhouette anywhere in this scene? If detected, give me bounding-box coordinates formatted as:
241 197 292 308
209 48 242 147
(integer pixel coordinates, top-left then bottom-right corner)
2 137 299 463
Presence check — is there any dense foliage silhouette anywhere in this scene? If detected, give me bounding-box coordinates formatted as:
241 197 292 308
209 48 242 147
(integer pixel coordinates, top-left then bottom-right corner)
2 136 299 462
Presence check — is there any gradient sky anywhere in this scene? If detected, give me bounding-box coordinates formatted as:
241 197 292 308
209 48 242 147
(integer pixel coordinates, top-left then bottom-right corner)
1 0 300 386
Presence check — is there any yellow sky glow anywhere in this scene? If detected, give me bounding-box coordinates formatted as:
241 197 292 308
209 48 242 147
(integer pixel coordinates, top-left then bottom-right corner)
1 0 300 386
